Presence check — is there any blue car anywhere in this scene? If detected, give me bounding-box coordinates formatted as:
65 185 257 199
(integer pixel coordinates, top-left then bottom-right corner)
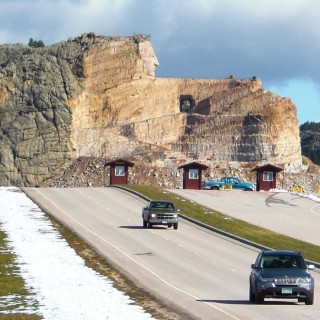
203 176 255 191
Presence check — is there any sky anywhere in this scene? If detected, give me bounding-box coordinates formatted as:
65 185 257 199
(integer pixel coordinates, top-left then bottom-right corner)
0 0 319 125
0 187 154 319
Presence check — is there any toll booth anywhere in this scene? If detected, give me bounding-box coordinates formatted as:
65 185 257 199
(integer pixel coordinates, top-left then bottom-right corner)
105 159 134 185
178 161 208 190
251 164 283 191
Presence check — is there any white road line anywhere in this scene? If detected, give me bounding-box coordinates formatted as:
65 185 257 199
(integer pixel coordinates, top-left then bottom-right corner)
311 204 320 216
34 189 242 320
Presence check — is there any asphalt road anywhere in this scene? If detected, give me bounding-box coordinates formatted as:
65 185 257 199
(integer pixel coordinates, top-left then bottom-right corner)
170 189 320 246
23 187 320 320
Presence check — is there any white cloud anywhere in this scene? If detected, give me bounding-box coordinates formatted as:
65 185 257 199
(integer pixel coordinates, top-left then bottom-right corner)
0 0 319 123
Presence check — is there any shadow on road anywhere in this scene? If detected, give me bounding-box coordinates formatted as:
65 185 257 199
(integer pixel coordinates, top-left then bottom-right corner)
265 193 298 208
133 252 154 256
197 299 251 305
119 226 145 229
119 225 172 230
197 299 298 305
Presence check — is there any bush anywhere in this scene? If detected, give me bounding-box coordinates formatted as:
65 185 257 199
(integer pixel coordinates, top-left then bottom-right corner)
28 38 45 48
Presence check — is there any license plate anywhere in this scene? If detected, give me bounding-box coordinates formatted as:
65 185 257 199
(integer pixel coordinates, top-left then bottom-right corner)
282 288 292 294
162 221 167 224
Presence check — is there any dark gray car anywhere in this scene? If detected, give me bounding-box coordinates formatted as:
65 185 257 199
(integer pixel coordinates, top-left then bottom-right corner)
249 250 315 304
142 200 179 229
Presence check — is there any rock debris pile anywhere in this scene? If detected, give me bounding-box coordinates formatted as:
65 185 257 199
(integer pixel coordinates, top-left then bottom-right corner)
48 156 320 194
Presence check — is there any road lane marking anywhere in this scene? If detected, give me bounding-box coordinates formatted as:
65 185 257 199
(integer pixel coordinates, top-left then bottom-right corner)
311 204 320 216
34 189 242 320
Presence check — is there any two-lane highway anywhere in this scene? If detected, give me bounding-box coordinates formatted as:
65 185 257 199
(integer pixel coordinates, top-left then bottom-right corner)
24 187 320 320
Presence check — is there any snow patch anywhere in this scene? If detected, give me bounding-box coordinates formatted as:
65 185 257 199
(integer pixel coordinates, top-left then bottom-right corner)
0 187 154 320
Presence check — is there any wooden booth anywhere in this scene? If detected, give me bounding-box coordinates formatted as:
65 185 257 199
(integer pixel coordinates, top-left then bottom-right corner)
105 159 134 185
178 161 208 190
251 164 283 191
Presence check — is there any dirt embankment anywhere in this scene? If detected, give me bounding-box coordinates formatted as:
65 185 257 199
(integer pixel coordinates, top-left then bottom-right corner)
46 156 320 194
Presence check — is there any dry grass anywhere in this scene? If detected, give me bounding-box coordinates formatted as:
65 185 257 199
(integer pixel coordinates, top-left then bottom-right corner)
0 230 42 319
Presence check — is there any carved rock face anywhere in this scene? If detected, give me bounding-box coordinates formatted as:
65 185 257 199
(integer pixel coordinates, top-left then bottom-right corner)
138 41 159 77
0 34 302 186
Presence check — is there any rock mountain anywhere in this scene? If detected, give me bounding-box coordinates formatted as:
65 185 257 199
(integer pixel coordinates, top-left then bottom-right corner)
0 33 302 187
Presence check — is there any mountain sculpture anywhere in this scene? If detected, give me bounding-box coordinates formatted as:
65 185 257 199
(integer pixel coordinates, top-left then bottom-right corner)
0 33 302 186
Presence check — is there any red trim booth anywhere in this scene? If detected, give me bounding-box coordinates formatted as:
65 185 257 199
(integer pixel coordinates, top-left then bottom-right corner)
105 159 134 185
251 164 283 191
178 162 208 190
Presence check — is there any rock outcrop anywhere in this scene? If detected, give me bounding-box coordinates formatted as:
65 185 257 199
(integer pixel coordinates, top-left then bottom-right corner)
0 33 303 186
300 123 320 165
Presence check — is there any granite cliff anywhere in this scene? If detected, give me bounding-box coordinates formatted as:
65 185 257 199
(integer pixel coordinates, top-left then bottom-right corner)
0 33 303 186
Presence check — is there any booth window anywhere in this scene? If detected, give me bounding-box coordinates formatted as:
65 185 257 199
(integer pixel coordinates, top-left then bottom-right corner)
115 165 125 176
189 169 199 180
263 171 273 181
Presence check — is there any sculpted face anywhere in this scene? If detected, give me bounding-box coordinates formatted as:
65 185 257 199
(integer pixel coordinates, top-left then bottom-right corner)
138 41 159 77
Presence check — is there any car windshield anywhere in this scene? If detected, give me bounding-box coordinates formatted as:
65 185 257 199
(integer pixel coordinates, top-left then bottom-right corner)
150 202 175 210
260 254 305 269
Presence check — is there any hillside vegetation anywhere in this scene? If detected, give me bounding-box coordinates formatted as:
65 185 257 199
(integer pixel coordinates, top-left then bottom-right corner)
300 121 320 165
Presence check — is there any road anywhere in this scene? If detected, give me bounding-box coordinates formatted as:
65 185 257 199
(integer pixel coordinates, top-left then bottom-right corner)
23 187 320 320
170 189 320 246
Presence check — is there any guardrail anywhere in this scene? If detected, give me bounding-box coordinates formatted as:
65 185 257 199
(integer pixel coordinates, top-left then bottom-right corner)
110 185 320 270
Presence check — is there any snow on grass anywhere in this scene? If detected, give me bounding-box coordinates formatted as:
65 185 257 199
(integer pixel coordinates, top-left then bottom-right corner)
0 187 154 320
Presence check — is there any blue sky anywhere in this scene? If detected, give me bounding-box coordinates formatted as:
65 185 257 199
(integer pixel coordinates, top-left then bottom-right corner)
1 0 319 125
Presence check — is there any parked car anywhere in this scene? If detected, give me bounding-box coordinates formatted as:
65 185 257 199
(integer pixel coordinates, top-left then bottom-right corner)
249 249 315 304
142 200 179 230
202 176 255 191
